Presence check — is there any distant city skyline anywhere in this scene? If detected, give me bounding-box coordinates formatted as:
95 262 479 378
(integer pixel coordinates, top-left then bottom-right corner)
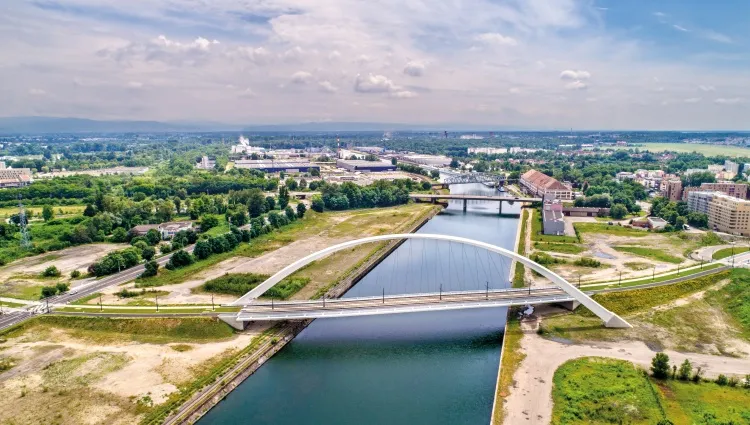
1 0 749 130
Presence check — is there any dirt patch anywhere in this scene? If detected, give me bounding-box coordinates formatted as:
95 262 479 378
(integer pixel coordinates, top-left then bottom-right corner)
0 243 128 280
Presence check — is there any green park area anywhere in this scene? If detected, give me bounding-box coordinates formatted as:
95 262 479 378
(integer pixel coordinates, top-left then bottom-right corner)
552 357 750 425
615 142 750 157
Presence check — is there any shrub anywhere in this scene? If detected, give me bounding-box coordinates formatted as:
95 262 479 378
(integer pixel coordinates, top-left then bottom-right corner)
40 286 57 298
55 282 69 293
574 257 601 268
166 249 194 270
70 270 81 279
141 260 159 278
678 359 692 381
41 265 61 278
311 195 324 213
716 374 729 386
200 215 220 232
141 246 156 261
531 252 565 266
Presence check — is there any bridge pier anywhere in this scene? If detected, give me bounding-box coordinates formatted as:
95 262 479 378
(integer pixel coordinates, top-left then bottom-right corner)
219 314 248 331
463 199 467 212
498 201 503 215
557 300 580 311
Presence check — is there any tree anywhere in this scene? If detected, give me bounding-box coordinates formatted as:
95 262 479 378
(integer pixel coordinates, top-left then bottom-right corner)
55 282 69 293
83 204 97 217
278 186 290 209
194 239 212 260
674 216 687 231
41 286 57 298
141 246 155 261
310 167 320 177
247 189 266 218
682 171 716 187
311 195 324 212
284 205 297 222
299 178 308 190
265 196 276 211
450 158 460 168
678 359 692 381
391 157 397 165
141 260 159 278
610 203 628 219
110 227 128 243
145 229 161 246
651 353 671 379
285 178 298 191
296 202 307 218
267 211 282 228
200 215 220 232
166 249 194 269
42 205 54 222
687 212 708 228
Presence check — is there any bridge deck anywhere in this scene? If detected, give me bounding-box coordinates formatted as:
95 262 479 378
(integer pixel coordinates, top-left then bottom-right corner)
237 287 578 321
408 194 542 202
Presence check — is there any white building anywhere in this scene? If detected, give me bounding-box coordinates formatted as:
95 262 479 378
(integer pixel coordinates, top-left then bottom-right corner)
468 147 508 155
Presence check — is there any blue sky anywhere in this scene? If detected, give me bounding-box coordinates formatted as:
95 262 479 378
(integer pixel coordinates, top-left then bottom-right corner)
0 0 748 129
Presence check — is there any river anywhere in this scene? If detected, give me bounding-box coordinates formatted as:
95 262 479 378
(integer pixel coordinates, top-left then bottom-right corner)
199 183 521 425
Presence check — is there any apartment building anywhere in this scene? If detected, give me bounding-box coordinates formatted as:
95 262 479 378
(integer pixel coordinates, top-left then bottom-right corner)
682 181 748 201
660 179 683 201
520 169 573 200
686 191 718 215
707 193 750 236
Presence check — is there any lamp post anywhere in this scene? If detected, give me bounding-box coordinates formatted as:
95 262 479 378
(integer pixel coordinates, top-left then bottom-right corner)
652 265 656 281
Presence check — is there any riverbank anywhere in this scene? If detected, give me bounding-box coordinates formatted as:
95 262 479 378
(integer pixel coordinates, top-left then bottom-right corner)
168 204 442 424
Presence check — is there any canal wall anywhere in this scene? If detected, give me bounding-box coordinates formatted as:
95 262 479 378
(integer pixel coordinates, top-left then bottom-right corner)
171 204 442 424
490 315 511 425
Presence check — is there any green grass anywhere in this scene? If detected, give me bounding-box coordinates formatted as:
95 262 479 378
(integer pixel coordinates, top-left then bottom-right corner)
202 216 231 237
0 283 44 301
705 269 750 339
70 292 101 305
513 210 528 288
712 246 750 260
552 357 750 425
533 241 585 254
613 246 684 264
552 357 665 425
574 222 649 238
531 210 579 243
53 306 240 314
615 142 750 157
0 315 235 343
589 270 731 316
199 272 310 300
0 300 28 308
624 261 651 271
584 262 723 288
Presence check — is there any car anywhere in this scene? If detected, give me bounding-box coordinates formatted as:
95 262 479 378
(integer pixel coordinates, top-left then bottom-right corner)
607 221 614 225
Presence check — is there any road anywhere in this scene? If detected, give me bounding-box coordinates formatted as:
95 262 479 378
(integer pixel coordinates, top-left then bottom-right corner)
0 244 195 332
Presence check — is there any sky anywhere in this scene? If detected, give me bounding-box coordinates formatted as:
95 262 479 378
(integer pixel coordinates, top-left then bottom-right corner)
1 0 749 130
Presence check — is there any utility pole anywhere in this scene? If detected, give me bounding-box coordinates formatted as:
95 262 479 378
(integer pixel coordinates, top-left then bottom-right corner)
211 294 215 311
439 284 442 301
382 288 385 304
652 265 656 281
619 270 622 286
99 294 103 312
486 281 489 300
156 295 159 312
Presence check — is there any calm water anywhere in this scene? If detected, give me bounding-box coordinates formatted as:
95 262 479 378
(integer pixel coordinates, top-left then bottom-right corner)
199 183 520 425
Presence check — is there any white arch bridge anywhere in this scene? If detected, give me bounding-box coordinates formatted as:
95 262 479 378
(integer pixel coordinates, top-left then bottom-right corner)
229 234 631 328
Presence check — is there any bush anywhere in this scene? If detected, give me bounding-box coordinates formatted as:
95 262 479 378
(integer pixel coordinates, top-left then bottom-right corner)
200 215 220 232
574 257 601 268
531 252 565 265
311 196 324 213
110 227 128 243
141 246 156 261
70 270 81 279
202 273 268 295
145 229 161 246
55 282 69 293
296 202 306 218
141 260 159 278
716 374 729 386
40 286 57 298
41 265 61 278
166 249 194 270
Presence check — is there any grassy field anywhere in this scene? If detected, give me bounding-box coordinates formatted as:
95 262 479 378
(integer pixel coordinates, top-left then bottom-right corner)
706 269 750 339
1 315 235 344
202 215 231 237
0 282 44 300
552 357 750 425
551 357 665 425
613 246 684 264
712 246 750 260
493 316 526 424
533 241 585 255
616 142 750 157
513 210 528 288
0 205 85 219
574 222 649 238
583 262 723 287
531 210 579 243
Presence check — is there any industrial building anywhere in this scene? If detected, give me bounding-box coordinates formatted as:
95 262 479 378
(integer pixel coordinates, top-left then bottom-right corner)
0 168 32 188
233 159 320 173
336 159 396 172
520 169 573 200
397 154 452 167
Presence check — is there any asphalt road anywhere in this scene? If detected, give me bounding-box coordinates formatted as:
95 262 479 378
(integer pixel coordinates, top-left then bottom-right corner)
0 244 194 331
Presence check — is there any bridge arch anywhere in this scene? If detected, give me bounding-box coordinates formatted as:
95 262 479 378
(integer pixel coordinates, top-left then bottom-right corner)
231 233 631 328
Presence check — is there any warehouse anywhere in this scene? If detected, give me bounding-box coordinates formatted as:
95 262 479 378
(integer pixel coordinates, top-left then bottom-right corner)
336 159 396 172
233 159 320 173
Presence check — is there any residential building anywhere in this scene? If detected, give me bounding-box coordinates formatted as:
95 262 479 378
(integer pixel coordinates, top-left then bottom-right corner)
129 221 194 240
708 164 725 173
660 179 683 201
468 147 508 155
682 181 748 201
195 155 216 170
562 207 610 217
0 168 32 188
686 191 718 215
647 217 668 230
542 200 565 235
615 171 635 181
725 160 740 174
129 224 159 237
707 193 750 236
336 159 396 172
520 169 573 200
233 159 320 173
580 144 594 151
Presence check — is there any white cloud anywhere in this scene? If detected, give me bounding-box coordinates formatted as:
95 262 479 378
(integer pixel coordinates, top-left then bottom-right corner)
238 88 255 98
714 98 745 105
127 81 143 89
698 85 715 92
672 25 689 32
29 88 46 96
702 30 732 44
564 81 588 90
475 33 518 46
354 73 398 93
560 70 591 80
318 81 338 93
155 35 219 51
236 46 271 65
403 61 425 77
683 97 701 103
328 50 341 61
290 71 313 85
280 46 304 62
508 87 521 94
391 90 417 99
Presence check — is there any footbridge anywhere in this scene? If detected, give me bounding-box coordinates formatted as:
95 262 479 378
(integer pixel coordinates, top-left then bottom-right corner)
230 234 631 328
438 173 516 187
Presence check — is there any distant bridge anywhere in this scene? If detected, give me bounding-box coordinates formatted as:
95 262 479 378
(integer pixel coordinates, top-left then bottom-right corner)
439 173 516 187
230 234 631 328
408 193 541 213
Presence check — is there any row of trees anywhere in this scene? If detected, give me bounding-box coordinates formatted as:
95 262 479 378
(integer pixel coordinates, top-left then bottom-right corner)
651 197 709 230
651 353 750 388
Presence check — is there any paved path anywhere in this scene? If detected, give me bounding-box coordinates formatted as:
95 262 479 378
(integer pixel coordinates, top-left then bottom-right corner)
503 313 750 424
